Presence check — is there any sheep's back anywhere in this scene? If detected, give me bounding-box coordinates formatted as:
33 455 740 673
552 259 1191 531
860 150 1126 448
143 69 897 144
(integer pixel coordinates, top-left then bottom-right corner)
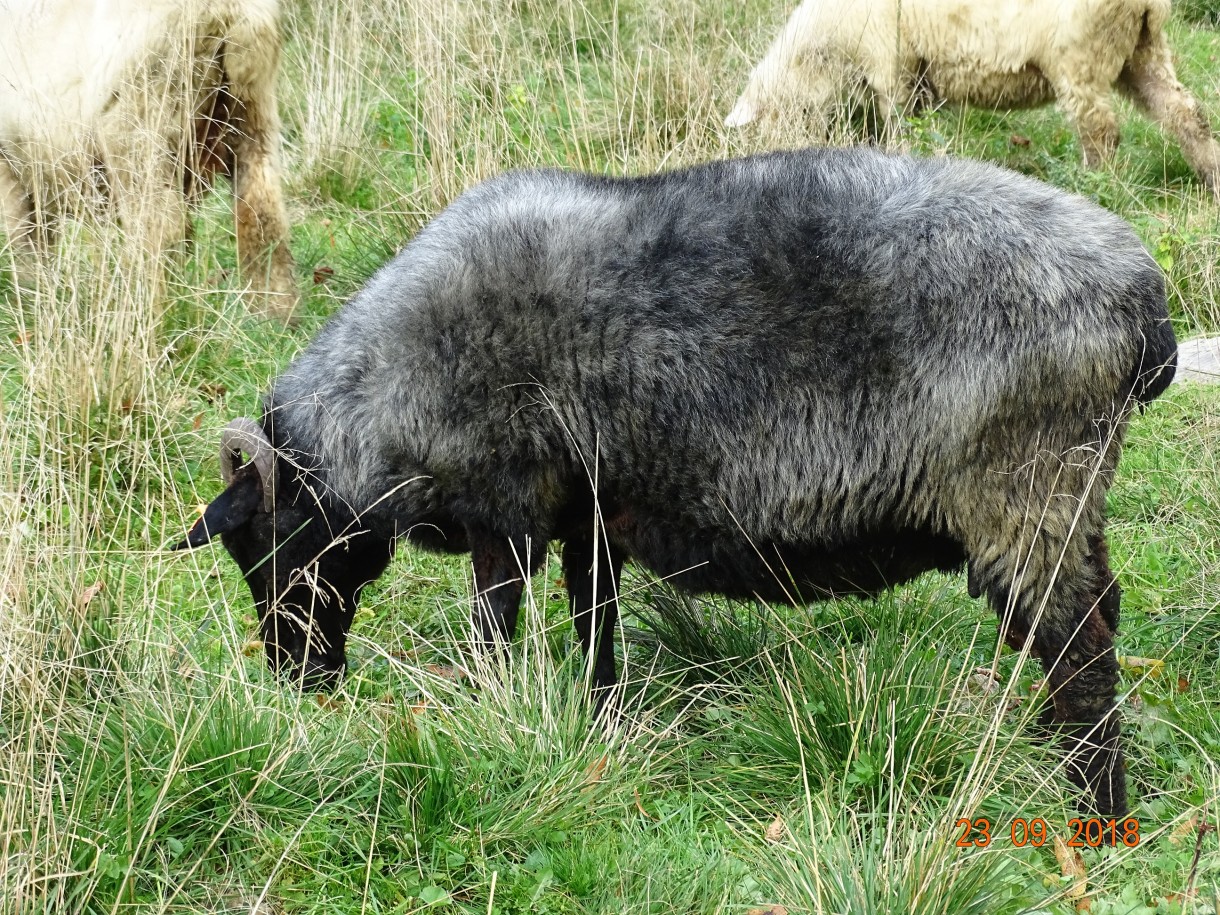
276 148 1168 546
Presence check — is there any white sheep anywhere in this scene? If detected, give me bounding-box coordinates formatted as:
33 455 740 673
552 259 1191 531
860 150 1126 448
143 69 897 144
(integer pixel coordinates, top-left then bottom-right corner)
0 0 297 317
726 0 1220 198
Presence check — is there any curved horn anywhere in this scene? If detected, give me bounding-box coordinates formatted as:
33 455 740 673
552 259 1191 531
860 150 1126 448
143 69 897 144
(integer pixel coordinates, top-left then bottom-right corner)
219 418 277 513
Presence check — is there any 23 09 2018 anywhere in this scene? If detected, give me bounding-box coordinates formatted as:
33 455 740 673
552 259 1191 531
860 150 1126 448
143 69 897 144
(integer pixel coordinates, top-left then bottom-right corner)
955 817 1141 848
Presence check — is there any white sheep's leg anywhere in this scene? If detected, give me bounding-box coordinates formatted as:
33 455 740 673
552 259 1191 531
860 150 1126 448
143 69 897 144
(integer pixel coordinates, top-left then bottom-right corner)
1118 22 1220 199
223 5 298 320
861 59 917 145
105 145 189 304
0 155 43 283
230 116 297 319
1055 82 1120 169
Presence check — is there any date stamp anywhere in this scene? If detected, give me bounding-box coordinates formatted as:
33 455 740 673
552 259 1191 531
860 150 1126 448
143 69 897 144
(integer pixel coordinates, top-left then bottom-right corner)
954 817 1141 848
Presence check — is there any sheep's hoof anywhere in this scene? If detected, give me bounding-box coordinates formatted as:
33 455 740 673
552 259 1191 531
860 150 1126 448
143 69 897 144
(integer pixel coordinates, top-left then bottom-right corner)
258 289 300 325
245 268 300 323
591 684 623 728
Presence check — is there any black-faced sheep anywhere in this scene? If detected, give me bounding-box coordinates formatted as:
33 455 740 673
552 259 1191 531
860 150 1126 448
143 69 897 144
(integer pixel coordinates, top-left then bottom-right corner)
176 148 1178 817
726 0 1220 199
0 0 296 316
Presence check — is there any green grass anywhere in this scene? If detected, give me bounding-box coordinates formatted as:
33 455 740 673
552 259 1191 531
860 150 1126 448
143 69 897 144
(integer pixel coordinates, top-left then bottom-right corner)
2 0 1220 911
1178 0 1220 27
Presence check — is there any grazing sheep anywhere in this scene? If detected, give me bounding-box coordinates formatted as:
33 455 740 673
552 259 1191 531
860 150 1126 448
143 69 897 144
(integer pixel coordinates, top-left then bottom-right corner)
0 0 297 316
725 0 1220 198
176 148 1177 817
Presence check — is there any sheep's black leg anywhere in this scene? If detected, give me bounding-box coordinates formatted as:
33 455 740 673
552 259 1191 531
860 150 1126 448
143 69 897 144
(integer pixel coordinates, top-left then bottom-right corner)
468 530 533 650
1088 533 1121 634
992 536 1117 649
958 420 1129 819
977 540 1126 819
562 530 625 711
1033 600 1126 819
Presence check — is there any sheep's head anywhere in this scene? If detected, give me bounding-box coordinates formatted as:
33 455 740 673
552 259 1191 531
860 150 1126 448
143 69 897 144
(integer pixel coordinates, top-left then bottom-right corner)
174 419 392 690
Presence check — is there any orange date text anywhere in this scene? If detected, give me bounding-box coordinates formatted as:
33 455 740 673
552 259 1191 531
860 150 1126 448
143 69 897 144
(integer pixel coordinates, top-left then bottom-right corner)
954 817 1140 848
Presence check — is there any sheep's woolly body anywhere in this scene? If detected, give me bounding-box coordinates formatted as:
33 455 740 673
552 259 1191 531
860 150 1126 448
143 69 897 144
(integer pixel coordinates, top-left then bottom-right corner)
743 0 1145 109
225 149 1175 815
727 0 1220 196
273 149 1166 570
0 0 295 314
0 0 261 137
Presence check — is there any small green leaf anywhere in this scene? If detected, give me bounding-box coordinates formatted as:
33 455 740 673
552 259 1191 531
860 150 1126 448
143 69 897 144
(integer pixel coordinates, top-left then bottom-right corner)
418 885 449 906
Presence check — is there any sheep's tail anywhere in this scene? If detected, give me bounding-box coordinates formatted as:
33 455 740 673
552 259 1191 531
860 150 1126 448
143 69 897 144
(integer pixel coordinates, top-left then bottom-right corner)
1127 317 1178 405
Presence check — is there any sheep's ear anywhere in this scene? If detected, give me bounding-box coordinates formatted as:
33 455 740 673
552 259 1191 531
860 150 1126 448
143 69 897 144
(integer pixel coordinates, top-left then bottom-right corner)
172 464 264 550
